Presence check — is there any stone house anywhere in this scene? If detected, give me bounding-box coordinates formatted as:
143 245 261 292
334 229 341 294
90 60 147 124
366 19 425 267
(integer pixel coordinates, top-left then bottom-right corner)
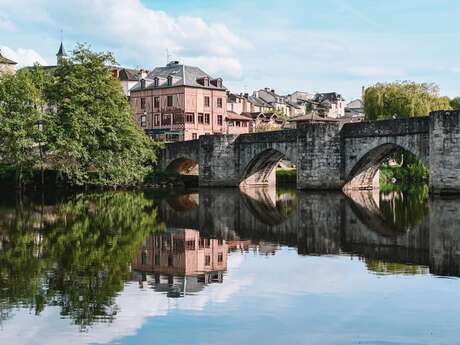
242 111 284 132
255 88 291 115
0 50 17 75
227 92 273 114
130 61 248 142
306 92 346 118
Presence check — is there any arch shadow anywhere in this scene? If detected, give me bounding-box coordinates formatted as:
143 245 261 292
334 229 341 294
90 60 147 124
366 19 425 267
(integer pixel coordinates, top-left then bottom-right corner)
240 149 294 188
166 157 199 175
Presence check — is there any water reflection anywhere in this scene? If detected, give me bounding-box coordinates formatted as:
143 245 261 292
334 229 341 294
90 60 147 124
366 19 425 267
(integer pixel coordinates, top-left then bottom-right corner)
0 192 160 330
156 187 460 278
0 186 459 341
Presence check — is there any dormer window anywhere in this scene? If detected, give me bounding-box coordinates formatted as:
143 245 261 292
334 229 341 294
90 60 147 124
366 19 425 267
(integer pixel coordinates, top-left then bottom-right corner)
140 79 146 89
203 77 209 87
154 77 159 88
167 76 173 86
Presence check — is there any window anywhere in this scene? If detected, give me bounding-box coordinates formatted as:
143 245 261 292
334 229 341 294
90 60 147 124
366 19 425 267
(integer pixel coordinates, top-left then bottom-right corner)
242 121 248 127
198 113 204 124
154 254 160 266
154 114 161 126
140 115 146 128
218 253 223 263
162 113 171 124
217 98 223 108
205 255 211 266
217 115 223 126
168 255 173 267
218 239 223 246
186 240 195 250
192 133 197 140
167 95 173 107
141 97 146 109
185 113 195 123
167 76 173 86
236 121 240 127
173 113 183 124
141 251 148 265
140 79 146 89
204 113 210 124
154 97 160 108
154 77 159 87
204 96 210 107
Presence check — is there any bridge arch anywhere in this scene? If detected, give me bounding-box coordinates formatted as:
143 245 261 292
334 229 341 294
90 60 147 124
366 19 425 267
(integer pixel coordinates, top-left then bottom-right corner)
239 148 296 188
165 157 199 175
344 142 428 191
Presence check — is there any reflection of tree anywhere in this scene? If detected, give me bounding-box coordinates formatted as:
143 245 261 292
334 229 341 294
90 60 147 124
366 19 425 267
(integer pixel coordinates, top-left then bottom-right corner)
0 192 160 330
379 185 429 231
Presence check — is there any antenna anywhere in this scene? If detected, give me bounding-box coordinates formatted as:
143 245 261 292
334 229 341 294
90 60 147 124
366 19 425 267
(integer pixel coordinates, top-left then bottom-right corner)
60 29 63 42
166 49 171 64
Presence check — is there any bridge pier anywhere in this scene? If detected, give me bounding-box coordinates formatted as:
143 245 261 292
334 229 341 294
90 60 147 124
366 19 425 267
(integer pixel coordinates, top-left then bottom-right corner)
429 111 460 194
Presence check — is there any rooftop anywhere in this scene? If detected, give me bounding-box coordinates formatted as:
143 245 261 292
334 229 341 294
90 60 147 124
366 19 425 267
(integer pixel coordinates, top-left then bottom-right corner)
132 61 226 91
0 51 17 65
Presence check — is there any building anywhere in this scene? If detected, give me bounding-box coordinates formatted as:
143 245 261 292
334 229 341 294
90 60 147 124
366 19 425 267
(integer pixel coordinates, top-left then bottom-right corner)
132 229 228 297
0 50 17 75
242 111 284 132
130 61 248 142
111 67 149 97
255 88 291 115
227 92 273 114
307 92 346 118
287 111 340 128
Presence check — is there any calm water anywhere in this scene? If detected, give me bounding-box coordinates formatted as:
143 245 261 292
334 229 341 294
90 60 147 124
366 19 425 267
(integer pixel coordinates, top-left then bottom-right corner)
1 186 460 345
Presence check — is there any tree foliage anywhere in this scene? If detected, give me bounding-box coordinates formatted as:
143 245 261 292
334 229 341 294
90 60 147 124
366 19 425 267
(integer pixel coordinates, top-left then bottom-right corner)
363 81 452 121
450 97 460 110
0 44 159 188
0 68 49 187
46 45 159 187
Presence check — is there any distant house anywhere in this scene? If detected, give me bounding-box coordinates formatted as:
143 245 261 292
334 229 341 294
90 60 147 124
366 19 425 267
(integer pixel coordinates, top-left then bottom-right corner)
255 88 292 116
227 92 273 115
130 61 248 142
310 92 346 118
242 111 284 132
0 50 17 75
112 67 149 97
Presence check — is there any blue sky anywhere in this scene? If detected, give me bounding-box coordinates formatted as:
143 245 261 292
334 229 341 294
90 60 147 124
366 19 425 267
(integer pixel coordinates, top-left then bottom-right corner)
0 0 459 100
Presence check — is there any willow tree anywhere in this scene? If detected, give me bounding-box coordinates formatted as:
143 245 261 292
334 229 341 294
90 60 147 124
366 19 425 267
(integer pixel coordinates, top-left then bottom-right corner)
47 44 159 187
363 81 452 121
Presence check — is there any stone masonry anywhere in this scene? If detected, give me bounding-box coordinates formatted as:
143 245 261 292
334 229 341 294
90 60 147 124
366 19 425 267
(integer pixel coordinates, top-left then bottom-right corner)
158 110 460 194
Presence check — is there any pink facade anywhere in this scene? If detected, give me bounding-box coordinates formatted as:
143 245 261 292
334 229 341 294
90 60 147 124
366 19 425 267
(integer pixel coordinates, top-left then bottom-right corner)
130 62 249 142
133 229 228 276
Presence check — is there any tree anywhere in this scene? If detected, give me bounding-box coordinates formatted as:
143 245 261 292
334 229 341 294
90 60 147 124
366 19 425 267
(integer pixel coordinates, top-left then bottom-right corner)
363 81 452 121
0 69 49 189
450 97 460 110
47 44 159 187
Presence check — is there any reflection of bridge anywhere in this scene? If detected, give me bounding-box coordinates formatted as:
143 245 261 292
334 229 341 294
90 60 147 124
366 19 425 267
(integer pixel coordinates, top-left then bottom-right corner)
159 110 460 193
156 188 460 277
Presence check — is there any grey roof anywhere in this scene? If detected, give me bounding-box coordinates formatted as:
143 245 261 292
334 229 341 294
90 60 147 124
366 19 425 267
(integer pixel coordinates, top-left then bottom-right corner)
132 61 225 91
314 92 344 102
0 51 17 65
247 96 272 107
56 42 67 57
114 67 147 81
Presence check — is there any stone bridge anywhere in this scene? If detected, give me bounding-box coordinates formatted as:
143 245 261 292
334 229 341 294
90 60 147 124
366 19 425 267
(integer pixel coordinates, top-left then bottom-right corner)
158 110 460 193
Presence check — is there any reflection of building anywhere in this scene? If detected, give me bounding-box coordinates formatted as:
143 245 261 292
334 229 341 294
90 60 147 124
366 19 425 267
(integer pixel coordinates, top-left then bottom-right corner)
132 229 228 297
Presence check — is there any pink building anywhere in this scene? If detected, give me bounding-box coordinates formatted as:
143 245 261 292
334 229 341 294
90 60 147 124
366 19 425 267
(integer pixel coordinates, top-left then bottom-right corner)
130 61 249 142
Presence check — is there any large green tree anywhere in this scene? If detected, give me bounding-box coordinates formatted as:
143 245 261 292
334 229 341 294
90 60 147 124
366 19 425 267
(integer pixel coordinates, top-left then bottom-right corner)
47 45 158 187
0 68 49 188
363 81 452 121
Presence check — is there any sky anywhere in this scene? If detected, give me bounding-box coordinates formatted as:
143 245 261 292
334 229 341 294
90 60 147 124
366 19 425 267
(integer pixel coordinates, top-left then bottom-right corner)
0 0 459 100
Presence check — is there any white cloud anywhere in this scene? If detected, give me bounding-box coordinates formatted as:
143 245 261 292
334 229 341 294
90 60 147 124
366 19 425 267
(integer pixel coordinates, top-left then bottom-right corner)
0 46 48 67
0 0 248 80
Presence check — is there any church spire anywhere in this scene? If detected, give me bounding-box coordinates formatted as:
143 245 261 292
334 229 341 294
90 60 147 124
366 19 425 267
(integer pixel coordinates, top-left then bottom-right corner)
56 41 68 65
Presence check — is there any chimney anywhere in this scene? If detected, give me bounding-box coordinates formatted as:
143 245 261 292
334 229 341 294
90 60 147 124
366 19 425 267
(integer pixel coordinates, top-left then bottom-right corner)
361 85 365 99
271 89 275 93
244 93 249 98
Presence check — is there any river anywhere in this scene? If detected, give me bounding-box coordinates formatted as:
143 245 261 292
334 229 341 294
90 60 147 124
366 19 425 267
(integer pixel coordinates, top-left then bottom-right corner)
0 186 459 344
